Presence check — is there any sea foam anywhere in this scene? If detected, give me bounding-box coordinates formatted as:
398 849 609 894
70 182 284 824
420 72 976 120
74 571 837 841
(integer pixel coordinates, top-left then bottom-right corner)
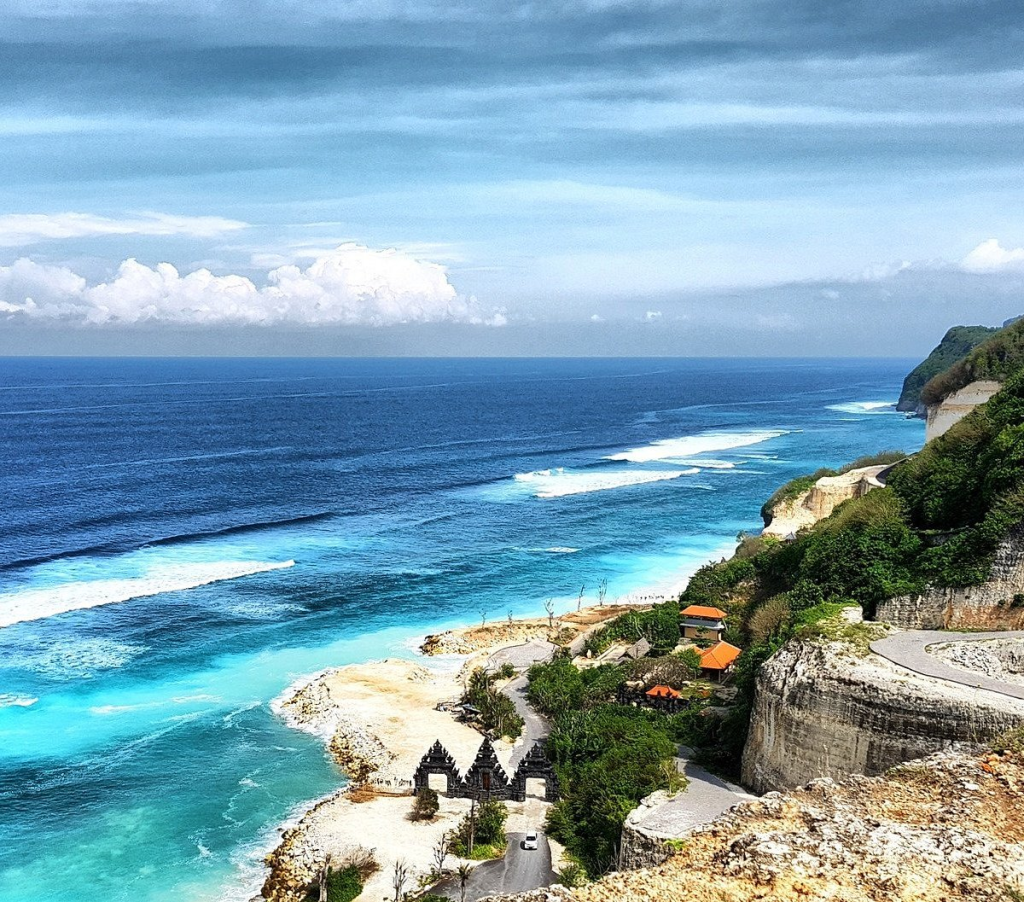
0 560 295 628
605 429 787 463
513 467 698 498
0 694 39 708
826 400 896 414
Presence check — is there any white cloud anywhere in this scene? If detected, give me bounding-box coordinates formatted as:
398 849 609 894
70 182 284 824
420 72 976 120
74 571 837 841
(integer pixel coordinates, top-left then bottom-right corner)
0 243 502 327
0 212 248 247
961 238 1024 273
644 310 662 321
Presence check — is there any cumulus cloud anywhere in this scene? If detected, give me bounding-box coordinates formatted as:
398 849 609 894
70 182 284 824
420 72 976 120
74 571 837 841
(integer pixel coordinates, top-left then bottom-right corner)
961 238 1024 273
0 212 248 247
0 243 502 327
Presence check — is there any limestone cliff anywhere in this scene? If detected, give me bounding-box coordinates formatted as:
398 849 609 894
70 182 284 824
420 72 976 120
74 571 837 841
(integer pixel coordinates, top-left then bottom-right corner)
924 379 1001 441
739 634 1024 794
896 324 999 415
761 465 888 539
486 747 1024 902
878 523 1024 630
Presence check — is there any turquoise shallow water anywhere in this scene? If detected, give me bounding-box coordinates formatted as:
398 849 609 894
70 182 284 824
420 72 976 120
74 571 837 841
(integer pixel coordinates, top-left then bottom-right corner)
0 357 923 901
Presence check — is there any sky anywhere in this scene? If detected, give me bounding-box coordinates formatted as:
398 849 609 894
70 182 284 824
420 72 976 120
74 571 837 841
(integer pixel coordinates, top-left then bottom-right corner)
1 0 1024 355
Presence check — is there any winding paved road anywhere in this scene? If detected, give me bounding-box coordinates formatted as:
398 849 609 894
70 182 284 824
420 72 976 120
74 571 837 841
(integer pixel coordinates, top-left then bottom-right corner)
488 640 555 768
631 745 755 838
432 833 556 902
870 630 1024 701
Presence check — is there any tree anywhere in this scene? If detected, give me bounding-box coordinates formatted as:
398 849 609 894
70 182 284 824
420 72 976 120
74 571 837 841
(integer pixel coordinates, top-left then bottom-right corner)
412 787 440 821
391 859 409 902
480 609 488 626
318 853 331 902
577 584 586 612
457 863 472 902
544 598 555 629
432 832 453 875
508 609 513 624
598 578 608 606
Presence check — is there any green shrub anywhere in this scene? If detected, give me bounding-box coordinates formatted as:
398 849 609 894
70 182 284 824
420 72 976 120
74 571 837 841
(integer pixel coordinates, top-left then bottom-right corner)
592 601 681 655
542 705 680 875
461 668 524 739
555 862 587 887
526 658 623 717
450 800 508 856
411 787 440 821
304 865 362 902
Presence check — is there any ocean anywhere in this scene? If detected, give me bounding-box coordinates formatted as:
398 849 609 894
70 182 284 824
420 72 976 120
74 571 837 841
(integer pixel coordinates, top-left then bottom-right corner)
0 356 923 902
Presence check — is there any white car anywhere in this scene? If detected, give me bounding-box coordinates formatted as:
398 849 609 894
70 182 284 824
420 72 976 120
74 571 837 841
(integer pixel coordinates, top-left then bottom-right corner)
522 832 539 851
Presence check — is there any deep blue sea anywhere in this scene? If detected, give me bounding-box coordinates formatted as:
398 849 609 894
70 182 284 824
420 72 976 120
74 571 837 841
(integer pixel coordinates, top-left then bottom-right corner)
0 357 923 902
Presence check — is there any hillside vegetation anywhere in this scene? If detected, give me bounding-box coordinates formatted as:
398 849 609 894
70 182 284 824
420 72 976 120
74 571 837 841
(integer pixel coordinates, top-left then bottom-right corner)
920 317 1024 407
679 367 1024 775
759 449 906 525
896 324 998 412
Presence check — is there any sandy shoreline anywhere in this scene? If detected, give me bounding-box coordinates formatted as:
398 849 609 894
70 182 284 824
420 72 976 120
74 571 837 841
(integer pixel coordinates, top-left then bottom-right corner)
257 601 643 902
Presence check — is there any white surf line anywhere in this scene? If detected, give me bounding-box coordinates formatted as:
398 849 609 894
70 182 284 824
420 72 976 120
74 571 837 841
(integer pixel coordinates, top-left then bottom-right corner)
606 430 787 463
0 560 295 628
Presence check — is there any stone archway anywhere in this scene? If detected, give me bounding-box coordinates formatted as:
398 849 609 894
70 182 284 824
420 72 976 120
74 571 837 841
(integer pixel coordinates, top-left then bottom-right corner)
463 738 512 800
413 740 465 797
510 743 560 802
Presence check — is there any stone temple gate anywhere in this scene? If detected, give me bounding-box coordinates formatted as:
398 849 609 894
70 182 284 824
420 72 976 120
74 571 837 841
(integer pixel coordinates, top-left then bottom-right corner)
413 738 559 802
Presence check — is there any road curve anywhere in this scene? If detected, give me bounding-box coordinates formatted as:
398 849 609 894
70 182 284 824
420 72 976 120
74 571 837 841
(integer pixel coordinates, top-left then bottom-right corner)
432 832 556 902
869 629 1024 701
488 641 555 769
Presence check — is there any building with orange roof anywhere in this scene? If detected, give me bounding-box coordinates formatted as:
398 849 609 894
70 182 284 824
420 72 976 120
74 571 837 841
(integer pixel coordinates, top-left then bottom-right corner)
644 684 681 700
698 641 741 682
680 604 727 641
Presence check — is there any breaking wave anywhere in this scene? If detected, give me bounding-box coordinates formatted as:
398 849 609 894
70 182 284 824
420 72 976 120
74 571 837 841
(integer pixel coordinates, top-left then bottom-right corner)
0 694 38 708
514 467 698 498
826 400 896 414
0 560 295 628
605 430 788 463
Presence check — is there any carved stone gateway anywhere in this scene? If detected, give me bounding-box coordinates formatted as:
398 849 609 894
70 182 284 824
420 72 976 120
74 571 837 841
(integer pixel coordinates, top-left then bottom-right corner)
509 742 560 802
412 740 463 796
412 739 559 801
462 738 511 800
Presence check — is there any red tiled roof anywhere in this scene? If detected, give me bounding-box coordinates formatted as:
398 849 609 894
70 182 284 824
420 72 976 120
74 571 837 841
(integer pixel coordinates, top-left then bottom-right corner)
698 641 741 670
680 605 727 620
645 684 681 699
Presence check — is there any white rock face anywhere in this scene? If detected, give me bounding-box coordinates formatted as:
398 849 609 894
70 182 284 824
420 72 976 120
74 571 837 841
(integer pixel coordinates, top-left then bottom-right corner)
924 379 1001 442
878 524 1024 630
740 638 1024 793
762 465 889 539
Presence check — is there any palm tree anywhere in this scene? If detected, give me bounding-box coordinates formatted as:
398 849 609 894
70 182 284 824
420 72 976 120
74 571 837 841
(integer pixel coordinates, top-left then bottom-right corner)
457 863 472 902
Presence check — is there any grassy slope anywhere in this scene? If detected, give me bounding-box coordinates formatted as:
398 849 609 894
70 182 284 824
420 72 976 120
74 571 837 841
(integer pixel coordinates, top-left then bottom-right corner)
896 325 998 412
920 317 1024 407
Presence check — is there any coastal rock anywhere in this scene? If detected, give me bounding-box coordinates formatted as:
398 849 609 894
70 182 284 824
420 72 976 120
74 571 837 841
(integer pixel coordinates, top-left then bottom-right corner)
924 379 1002 441
490 749 1024 902
878 523 1024 630
761 465 888 539
740 635 1024 793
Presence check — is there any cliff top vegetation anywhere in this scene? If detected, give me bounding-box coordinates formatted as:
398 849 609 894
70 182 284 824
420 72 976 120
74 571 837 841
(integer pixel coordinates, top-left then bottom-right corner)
897 324 998 412
920 316 1024 407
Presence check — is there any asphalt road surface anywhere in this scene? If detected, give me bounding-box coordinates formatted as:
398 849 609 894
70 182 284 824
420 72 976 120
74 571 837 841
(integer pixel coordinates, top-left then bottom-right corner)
633 745 755 838
432 832 556 902
488 641 555 769
870 629 1024 701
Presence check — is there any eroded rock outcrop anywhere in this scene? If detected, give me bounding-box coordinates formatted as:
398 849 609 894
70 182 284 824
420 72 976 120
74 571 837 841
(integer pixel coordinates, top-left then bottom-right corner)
485 748 1024 902
924 379 1001 441
740 635 1024 794
878 524 1024 630
762 465 888 539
